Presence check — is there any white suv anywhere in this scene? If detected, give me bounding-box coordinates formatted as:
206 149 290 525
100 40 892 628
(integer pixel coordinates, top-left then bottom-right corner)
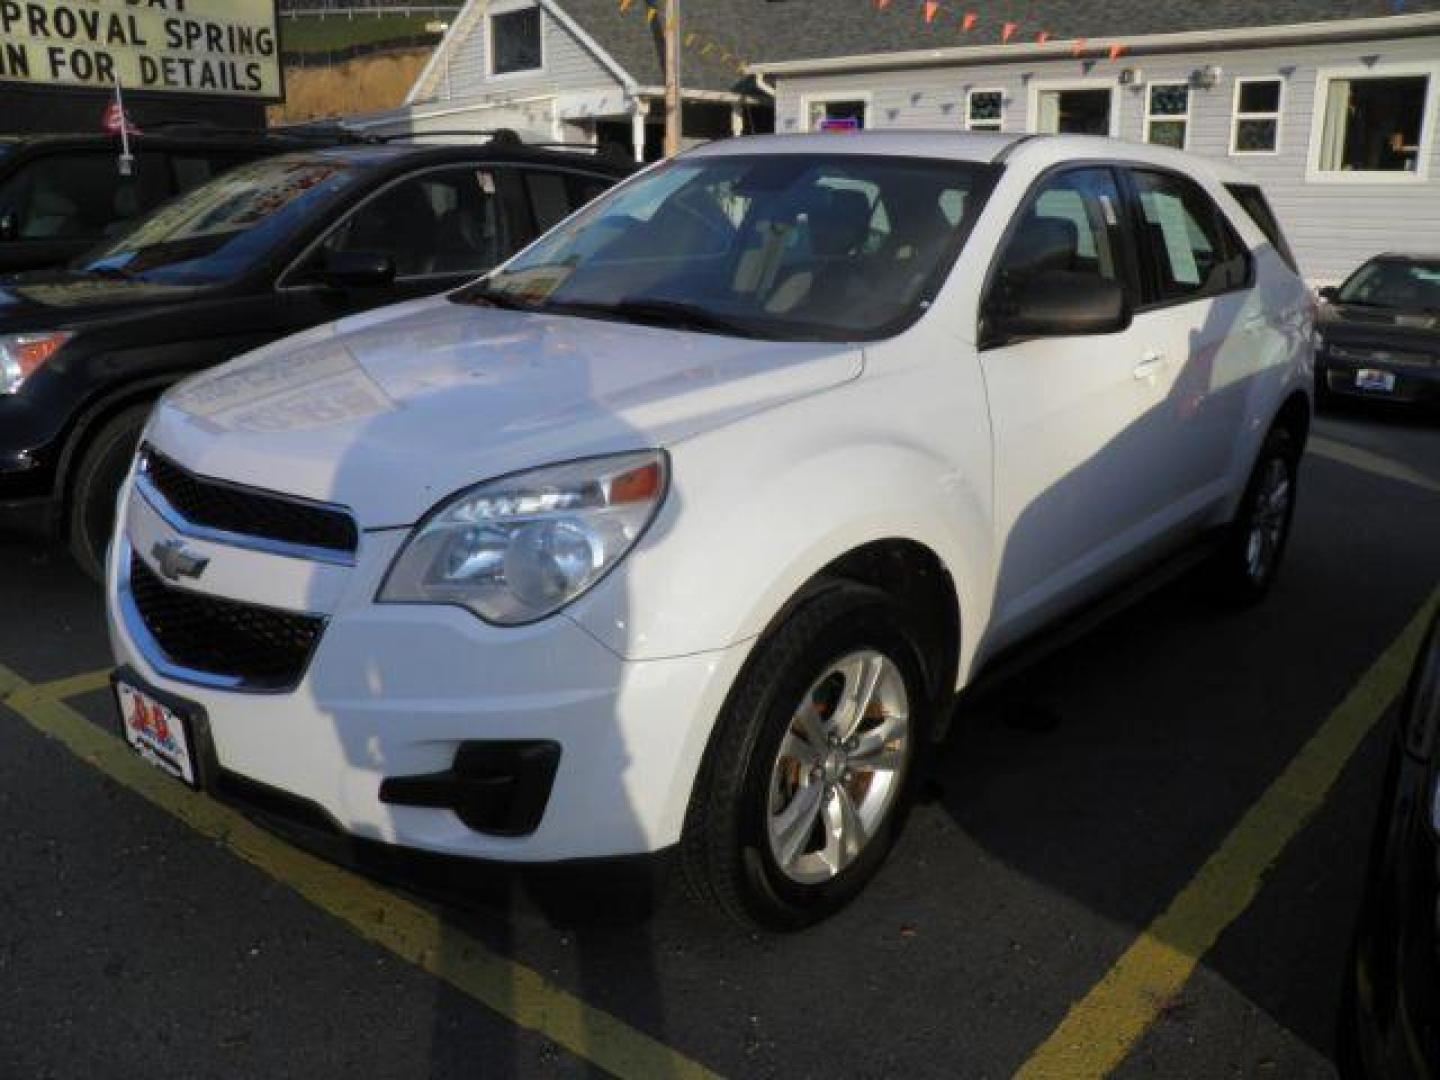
105 133 1314 928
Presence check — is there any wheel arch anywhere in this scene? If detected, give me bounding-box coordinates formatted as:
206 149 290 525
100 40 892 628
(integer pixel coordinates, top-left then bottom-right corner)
756 538 963 727
1273 388 1312 453
55 374 173 531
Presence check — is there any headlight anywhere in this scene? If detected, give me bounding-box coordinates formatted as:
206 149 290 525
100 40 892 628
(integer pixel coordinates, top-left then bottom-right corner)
379 451 668 625
0 332 72 394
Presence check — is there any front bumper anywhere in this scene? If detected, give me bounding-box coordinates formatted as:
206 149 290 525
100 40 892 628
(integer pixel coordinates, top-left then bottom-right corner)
1320 356 1440 407
106 479 747 863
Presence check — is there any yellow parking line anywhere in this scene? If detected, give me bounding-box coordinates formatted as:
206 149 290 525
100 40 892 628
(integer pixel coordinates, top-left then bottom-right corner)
1309 435 1440 495
0 665 719 1080
32 668 114 701
1016 586 1439 1080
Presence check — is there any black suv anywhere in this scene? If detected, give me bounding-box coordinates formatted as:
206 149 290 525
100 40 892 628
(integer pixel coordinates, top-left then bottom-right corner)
0 127 333 275
0 134 631 577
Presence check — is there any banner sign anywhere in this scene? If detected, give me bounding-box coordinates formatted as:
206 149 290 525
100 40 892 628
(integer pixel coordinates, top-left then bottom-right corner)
0 1 282 101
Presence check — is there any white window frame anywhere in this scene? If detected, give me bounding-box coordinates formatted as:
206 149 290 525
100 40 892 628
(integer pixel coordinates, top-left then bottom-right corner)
1025 77 1120 138
965 88 1005 132
1305 62 1440 184
1144 81 1192 150
799 92 873 132
487 0 546 80
1229 76 1285 156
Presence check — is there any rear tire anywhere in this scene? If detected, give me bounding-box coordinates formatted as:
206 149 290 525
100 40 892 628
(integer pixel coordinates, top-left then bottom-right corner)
679 584 931 930
1214 425 1299 605
67 404 150 583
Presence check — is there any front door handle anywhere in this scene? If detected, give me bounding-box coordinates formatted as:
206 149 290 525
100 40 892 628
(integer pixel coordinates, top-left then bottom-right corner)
1133 351 1166 381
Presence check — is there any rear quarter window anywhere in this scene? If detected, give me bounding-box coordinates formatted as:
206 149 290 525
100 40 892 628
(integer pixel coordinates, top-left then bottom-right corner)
1224 183 1298 274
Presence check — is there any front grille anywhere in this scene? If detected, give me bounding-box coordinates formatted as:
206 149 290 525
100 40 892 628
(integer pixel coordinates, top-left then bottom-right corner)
128 553 326 691
142 448 358 557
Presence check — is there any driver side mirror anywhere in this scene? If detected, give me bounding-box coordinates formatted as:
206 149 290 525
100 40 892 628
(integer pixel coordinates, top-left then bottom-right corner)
991 270 1131 341
313 250 396 290
1316 285 1339 303
0 209 18 242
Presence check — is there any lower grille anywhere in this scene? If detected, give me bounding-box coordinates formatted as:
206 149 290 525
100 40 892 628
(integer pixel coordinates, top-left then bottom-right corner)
127 553 325 692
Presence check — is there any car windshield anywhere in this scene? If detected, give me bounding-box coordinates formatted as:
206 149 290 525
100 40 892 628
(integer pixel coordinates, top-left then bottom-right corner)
73 156 362 286
464 154 997 341
1336 258 1440 312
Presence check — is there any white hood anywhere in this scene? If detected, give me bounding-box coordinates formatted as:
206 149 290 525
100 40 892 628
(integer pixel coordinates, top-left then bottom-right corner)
147 296 863 528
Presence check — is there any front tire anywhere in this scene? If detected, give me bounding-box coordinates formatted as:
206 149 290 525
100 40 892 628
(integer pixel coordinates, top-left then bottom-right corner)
67 404 150 582
680 584 931 930
1215 425 1300 605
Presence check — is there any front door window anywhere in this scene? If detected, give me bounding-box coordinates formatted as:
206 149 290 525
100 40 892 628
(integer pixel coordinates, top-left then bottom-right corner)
1037 88 1113 135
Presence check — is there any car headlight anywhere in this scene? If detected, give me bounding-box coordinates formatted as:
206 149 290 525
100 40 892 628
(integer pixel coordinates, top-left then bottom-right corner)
0 332 72 394
378 451 668 625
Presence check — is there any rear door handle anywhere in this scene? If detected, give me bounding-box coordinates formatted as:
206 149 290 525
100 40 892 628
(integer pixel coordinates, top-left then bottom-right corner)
1133 351 1166 381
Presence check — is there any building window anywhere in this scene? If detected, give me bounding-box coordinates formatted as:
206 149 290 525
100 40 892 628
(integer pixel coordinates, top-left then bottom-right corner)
1231 77 1283 154
1145 82 1190 149
490 5 542 76
966 89 1004 132
806 98 868 131
1314 70 1434 176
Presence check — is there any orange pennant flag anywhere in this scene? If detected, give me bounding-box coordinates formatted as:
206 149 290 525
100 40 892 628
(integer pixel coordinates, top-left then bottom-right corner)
962 11 977 30
1071 37 1087 56
1036 30 1050 44
1001 21 1018 42
1108 42 1127 60
924 0 940 22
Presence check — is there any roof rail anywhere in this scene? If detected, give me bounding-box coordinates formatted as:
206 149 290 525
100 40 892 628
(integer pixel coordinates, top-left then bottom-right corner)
374 127 524 146
143 119 363 144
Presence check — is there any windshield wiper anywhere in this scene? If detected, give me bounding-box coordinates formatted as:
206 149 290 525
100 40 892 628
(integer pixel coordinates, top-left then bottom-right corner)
452 283 543 311
551 297 765 339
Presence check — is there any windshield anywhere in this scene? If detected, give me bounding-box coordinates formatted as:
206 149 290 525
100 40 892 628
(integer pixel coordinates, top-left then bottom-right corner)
1337 258 1440 312
74 157 362 286
465 154 998 341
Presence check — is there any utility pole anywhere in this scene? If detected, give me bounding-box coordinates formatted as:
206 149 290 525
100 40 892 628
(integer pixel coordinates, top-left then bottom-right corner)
663 0 681 156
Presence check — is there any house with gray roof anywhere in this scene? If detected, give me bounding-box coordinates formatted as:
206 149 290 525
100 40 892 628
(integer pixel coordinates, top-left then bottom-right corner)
348 0 776 160
357 0 1440 281
750 0 1440 283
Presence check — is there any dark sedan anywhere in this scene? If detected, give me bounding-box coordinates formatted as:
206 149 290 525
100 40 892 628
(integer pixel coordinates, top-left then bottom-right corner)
0 136 629 578
1341 606 1440 1079
1317 255 1440 411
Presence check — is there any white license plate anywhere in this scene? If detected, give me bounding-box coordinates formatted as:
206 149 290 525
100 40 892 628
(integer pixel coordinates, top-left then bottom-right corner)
1355 368 1397 393
116 680 198 787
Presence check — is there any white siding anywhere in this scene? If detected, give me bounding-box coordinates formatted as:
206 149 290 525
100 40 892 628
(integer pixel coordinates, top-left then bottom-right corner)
777 35 1440 282
437 2 624 102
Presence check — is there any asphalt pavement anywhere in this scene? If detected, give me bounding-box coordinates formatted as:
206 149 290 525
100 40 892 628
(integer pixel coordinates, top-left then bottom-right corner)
1 404 1437 1080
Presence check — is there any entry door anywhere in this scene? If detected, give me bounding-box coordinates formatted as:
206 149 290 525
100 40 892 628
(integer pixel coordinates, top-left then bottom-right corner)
978 166 1177 647
1037 88 1114 135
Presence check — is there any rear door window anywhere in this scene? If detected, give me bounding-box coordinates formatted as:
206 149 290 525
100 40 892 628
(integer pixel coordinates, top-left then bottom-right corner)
1224 182 1297 273
1129 169 1250 305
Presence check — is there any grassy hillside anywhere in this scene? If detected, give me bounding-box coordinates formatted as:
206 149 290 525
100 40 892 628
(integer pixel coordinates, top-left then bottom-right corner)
268 49 431 123
279 12 449 55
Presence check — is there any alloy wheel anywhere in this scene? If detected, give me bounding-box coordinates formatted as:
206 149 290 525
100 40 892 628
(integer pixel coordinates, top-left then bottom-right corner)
765 650 911 885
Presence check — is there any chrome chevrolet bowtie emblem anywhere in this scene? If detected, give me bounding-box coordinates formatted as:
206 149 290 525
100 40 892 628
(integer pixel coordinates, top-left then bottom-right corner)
152 538 209 582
